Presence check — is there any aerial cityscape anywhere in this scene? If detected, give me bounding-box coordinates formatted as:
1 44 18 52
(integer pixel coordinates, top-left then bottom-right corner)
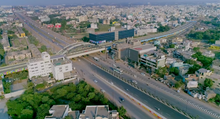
1 0 220 119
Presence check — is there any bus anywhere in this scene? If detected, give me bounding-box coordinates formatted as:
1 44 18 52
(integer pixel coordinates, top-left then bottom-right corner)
113 67 123 74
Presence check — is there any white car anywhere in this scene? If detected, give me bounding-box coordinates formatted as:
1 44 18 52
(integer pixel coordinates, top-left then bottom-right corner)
94 80 98 83
141 73 145 76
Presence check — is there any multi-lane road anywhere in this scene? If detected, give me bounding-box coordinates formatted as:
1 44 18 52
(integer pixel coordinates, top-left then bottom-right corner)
73 57 188 119
72 58 157 119
85 54 220 119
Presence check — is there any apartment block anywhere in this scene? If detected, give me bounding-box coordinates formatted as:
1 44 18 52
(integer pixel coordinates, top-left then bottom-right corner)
27 52 73 80
27 52 52 79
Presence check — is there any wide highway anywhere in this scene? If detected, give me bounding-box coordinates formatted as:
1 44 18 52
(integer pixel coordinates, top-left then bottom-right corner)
86 54 220 119
74 57 188 119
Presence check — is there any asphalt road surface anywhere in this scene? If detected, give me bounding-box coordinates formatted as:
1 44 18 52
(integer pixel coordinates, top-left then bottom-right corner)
73 58 188 119
72 59 156 119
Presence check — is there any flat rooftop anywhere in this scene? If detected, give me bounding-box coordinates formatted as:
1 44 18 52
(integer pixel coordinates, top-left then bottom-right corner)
47 105 68 118
132 44 155 51
52 58 71 66
91 28 128 35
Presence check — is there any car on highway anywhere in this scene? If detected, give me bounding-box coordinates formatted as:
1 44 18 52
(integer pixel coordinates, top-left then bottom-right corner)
132 80 138 84
141 73 145 76
94 80 98 83
101 89 105 93
133 75 137 78
119 97 125 103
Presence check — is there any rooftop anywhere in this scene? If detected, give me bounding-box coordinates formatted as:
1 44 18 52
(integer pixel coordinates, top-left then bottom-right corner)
52 58 71 66
46 105 68 118
80 105 110 119
132 44 156 52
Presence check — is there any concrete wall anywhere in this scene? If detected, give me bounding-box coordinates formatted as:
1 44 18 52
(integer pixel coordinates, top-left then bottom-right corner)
4 89 25 99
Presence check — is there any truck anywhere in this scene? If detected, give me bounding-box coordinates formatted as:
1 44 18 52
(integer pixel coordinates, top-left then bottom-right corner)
93 57 99 61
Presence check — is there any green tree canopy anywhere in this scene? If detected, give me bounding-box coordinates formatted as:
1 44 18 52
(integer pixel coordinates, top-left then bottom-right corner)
118 106 126 116
204 78 213 88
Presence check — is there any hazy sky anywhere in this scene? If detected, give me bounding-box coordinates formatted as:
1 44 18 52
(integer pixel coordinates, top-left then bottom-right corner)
0 0 218 5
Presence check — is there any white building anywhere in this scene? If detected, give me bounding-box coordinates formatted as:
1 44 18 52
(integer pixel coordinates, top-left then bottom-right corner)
90 23 98 29
27 52 52 79
27 52 73 80
38 15 50 22
51 55 72 80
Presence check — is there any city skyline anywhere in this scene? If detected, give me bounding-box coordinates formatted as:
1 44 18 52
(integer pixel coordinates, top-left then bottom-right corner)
1 0 219 5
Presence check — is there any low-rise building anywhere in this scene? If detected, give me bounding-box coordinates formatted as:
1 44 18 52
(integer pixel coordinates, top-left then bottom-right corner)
45 105 70 119
205 88 216 101
128 44 157 63
17 27 25 37
79 105 119 119
196 68 220 89
202 50 215 58
51 55 72 80
140 50 166 71
45 105 118 119
38 15 50 22
29 44 41 58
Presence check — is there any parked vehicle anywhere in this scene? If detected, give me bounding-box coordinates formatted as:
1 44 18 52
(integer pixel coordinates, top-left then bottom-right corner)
94 80 98 83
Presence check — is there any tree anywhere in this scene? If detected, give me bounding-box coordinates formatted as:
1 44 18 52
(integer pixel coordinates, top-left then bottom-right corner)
118 106 126 116
21 109 33 119
42 96 49 103
157 25 170 32
156 67 168 77
82 36 90 42
187 64 202 74
193 47 200 52
170 67 179 75
49 73 53 78
170 44 175 48
88 92 95 99
36 104 50 119
175 80 183 89
39 45 47 52
73 94 81 102
204 78 213 88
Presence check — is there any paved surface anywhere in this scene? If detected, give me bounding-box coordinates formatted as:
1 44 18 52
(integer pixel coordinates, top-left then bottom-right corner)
89 54 220 119
0 99 9 119
0 63 27 74
74 58 187 119
72 59 156 119
11 80 27 92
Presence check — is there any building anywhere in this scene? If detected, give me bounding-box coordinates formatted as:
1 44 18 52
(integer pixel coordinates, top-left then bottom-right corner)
27 52 52 79
140 50 166 71
17 27 25 37
6 50 31 62
89 29 134 44
196 68 220 89
212 60 220 74
205 88 216 101
172 62 193 76
90 23 98 29
0 80 3 95
202 51 215 58
78 15 88 22
1 33 10 51
55 23 61 28
38 15 50 22
47 24 54 28
29 44 41 58
45 105 118 119
128 44 156 63
27 52 73 80
45 105 70 119
79 105 118 119
51 55 72 80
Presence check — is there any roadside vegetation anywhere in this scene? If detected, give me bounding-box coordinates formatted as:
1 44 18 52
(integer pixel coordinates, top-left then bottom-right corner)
6 81 129 119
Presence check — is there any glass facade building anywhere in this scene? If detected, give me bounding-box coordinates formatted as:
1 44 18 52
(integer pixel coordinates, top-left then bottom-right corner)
89 32 115 42
89 29 134 43
118 29 134 39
